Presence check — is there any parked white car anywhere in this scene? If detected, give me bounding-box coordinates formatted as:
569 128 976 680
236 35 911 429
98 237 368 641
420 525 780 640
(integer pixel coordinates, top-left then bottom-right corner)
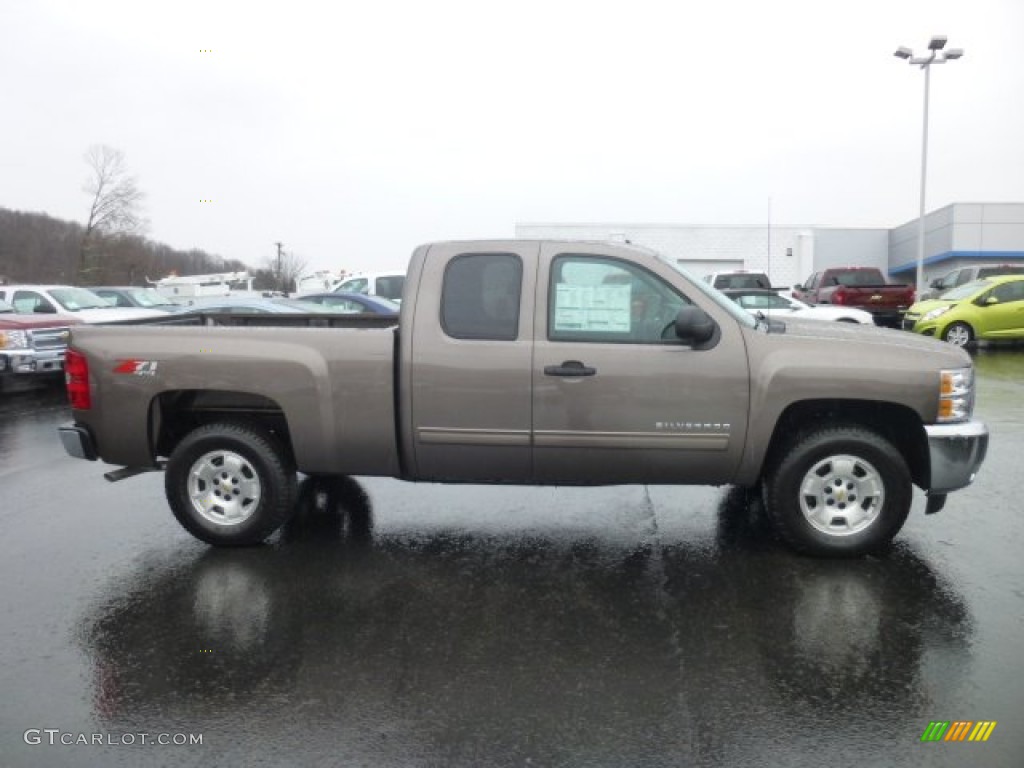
0 285 166 323
723 288 875 324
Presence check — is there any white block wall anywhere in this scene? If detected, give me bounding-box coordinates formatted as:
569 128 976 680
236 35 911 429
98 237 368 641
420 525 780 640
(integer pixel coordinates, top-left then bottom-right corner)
516 223 820 288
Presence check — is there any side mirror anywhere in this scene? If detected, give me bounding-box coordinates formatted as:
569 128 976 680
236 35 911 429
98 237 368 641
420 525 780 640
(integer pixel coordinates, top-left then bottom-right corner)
33 304 58 314
674 306 716 346
929 279 943 288
792 284 803 291
983 296 1000 306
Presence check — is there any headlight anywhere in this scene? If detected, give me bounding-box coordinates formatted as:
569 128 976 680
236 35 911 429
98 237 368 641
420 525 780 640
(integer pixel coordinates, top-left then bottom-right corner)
922 305 952 322
0 330 30 350
938 367 974 423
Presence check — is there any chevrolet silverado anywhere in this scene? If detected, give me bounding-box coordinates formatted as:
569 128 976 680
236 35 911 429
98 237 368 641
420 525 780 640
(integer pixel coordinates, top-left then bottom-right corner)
58 240 988 557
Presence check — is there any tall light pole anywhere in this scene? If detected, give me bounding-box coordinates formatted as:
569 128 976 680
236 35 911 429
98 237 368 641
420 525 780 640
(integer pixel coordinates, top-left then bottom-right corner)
894 36 963 295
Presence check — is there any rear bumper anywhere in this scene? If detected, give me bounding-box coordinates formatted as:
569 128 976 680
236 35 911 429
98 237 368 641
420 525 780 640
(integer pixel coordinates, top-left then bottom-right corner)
925 420 989 494
59 424 98 461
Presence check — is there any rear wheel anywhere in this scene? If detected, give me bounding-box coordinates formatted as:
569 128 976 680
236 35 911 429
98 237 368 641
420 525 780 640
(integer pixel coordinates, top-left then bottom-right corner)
943 321 974 347
165 422 297 546
763 425 911 557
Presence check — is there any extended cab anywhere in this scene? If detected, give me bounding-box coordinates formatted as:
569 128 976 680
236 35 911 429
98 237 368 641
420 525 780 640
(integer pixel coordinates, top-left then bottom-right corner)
792 268 914 327
58 240 988 557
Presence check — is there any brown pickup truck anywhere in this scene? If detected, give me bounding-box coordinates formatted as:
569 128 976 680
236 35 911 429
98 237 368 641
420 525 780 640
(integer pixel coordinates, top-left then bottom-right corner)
792 267 915 327
58 240 989 557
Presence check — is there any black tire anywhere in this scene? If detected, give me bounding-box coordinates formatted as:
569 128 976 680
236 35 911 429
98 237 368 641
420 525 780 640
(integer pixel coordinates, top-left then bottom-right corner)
943 321 974 347
763 425 911 557
165 422 297 547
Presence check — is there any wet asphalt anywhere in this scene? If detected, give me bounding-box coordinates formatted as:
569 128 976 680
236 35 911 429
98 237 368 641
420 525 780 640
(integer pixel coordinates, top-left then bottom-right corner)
1 349 1022 767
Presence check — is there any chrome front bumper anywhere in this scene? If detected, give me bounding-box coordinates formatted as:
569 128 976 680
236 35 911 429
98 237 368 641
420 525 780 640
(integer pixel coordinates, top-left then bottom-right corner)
925 420 989 494
0 349 66 375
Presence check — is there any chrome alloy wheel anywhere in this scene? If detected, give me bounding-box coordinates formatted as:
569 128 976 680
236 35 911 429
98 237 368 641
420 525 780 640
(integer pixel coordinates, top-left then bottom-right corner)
187 450 263 526
798 454 885 536
944 324 972 347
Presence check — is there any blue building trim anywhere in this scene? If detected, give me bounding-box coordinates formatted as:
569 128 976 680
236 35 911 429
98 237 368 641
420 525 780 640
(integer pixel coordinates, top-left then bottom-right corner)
890 250 1024 275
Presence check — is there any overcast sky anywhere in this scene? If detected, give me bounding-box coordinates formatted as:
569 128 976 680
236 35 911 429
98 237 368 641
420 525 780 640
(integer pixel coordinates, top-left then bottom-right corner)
2 0 1023 275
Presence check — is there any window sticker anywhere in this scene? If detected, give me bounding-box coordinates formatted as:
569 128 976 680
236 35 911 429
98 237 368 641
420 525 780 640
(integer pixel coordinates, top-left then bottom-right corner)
554 283 631 333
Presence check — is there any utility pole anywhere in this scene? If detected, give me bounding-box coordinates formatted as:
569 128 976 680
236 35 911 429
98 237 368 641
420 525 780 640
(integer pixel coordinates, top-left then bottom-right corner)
893 36 963 294
275 241 284 292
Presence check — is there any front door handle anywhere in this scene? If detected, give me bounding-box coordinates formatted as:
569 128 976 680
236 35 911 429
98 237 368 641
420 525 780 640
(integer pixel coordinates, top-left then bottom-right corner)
544 360 596 377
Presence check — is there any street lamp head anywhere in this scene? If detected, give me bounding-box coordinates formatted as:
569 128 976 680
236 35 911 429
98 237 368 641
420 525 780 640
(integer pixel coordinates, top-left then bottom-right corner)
929 35 948 50
945 48 964 60
894 46 912 59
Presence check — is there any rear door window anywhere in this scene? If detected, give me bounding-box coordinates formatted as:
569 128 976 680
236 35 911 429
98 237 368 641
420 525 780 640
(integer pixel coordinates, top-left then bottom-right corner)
441 253 522 341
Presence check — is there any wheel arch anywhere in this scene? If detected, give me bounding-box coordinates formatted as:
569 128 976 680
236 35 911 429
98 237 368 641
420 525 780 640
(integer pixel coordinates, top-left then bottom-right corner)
150 389 296 468
762 399 929 490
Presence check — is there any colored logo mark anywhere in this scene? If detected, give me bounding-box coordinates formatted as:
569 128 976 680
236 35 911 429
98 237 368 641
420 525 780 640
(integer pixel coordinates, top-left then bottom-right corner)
921 721 997 742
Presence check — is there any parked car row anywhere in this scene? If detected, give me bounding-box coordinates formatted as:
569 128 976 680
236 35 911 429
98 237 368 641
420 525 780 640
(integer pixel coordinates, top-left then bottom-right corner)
3 260 1022 396
917 263 1024 301
902 274 1024 347
0 281 401 394
705 263 1024 348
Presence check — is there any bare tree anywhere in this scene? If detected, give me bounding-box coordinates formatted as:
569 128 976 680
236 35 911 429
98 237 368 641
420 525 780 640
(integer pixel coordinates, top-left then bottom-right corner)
79 145 145 281
266 243 307 294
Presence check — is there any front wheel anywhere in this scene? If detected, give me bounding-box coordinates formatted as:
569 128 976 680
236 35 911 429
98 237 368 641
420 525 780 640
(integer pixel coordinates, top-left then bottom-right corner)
165 422 297 546
763 425 911 557
943 321 974 347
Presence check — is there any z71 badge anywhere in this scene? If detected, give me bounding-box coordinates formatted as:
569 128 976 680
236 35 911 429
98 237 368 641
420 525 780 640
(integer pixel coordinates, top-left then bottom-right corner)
113 359 158 376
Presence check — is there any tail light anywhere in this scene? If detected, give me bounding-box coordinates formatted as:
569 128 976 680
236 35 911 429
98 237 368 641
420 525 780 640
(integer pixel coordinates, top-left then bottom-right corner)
65 349 92 410
832 287 848 305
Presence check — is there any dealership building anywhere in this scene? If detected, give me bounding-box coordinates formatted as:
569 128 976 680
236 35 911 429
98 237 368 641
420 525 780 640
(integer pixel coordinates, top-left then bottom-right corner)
516 202 1024 289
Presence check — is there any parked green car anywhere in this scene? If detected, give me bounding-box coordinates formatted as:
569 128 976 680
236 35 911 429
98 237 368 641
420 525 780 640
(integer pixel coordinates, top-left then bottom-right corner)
903 274 1024 346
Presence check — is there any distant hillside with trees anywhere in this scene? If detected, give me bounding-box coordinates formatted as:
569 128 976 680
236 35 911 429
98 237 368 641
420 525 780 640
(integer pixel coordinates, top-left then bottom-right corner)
0 205 255 287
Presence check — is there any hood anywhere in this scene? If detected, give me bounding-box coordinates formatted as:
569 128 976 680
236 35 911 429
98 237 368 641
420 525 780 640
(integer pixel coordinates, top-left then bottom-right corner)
0 314 81 329
907 298 958 315
757 316 971 370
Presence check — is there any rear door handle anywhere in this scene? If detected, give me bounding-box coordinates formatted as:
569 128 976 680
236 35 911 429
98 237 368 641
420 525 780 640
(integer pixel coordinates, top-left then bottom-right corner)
544 360 596 377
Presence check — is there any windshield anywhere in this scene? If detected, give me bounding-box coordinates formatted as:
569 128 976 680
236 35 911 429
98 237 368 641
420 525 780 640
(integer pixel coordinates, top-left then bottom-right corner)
125 288 175 307
660 258 757 328
49 288 113 311
940 279 992 301
732 293 796 311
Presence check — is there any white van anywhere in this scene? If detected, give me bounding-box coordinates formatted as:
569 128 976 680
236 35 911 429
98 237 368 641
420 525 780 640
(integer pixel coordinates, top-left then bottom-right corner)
335 271 405 302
